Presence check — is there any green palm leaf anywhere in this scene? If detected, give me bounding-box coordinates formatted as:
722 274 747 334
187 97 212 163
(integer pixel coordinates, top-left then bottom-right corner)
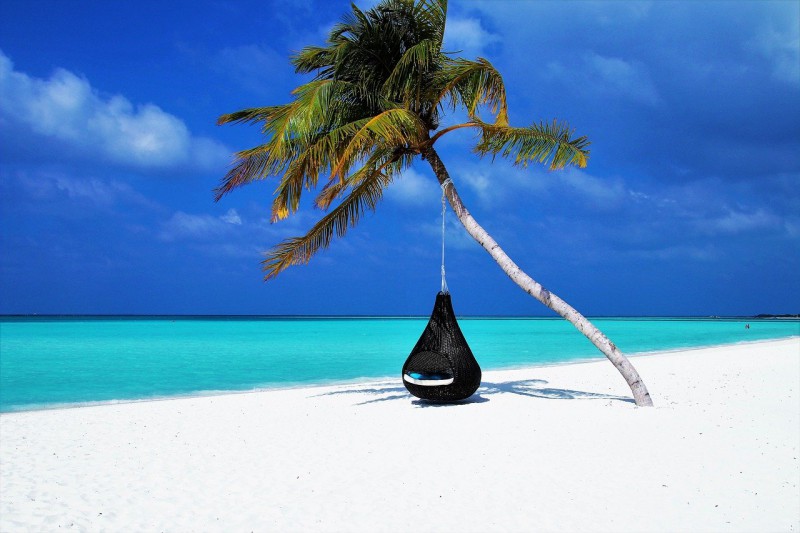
475 120 590 169
262 170 394 280
217 105 282 127
315 148 400 210
328 108 426 182
382 38 441 103
436 58 508 125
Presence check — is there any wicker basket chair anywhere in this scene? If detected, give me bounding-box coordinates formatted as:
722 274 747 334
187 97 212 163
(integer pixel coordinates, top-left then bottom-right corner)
402 292 481 402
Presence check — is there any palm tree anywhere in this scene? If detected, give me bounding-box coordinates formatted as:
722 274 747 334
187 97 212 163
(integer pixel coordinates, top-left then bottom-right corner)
216 0 653 407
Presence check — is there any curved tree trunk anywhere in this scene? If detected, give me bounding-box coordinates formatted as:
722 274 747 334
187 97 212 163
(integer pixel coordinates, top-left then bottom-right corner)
423 147 654 407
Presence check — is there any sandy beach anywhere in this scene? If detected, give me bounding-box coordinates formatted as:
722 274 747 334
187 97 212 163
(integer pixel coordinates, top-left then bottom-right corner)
1 337 798 532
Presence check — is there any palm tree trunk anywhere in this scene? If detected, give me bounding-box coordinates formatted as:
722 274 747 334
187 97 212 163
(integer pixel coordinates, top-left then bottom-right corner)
423 147 654 407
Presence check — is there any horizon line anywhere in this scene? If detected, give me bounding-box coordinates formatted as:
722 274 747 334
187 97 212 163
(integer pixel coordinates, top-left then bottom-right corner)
2 313 798 320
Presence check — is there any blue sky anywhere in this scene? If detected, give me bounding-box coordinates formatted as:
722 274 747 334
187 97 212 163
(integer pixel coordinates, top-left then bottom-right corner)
1 0 798 316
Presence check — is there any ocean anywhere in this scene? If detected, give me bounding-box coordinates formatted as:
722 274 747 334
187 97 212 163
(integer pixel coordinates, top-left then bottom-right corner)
1 315 797 412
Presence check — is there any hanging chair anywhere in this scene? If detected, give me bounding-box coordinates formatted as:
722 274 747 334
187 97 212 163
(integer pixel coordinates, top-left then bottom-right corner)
402 291 482 402
400 178 480 402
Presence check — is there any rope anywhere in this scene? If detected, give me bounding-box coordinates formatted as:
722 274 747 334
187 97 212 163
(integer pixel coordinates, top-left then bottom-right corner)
440 178 452 294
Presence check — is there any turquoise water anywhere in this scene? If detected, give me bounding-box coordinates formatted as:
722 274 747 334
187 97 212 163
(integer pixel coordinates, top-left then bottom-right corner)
1 316 797 412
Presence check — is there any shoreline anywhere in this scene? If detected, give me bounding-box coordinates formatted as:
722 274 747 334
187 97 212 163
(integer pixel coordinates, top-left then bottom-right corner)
1 337 798 531
2 335 797 415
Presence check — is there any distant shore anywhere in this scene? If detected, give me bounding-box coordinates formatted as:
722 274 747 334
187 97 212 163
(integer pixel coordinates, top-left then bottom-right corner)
2 337 798 532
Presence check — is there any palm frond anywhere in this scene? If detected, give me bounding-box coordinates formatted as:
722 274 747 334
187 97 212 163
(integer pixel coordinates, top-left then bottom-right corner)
214 145 273 201
291 46 335 75
217 106 283 126
268 117 366 221
329 108 425 182
268 99 420 221
217 78 369 204
314 146 407 210
436 58 508 126
284 79 339 134
262 170 394 280
474 120 590 170
269 148 318 222
414 0 447 45
382 38 441 102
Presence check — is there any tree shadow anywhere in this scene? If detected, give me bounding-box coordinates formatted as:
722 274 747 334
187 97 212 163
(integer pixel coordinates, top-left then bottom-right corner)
315 383 411 405
481 379 635 403
314 378 634 406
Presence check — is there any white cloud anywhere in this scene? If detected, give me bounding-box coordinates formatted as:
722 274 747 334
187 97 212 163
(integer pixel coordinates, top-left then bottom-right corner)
557 168 627 206
588 54 657 100
444 214 480 251
159 210 245 241
546 52 660 106
624 244 718 262
9 170 158 211
220 208 242 225
53 176 149 208
589 1 654 26
0 50 229 172
703 208 782 235
785 218 800 239
459 169 492 199
444 17 500 57
158 207 311 247
427 159 554 208
419 214 479 252
450 161 626 209
156 206 327 264
386 163 532 209
748 23 800 85
386 168 440 206
443 163 516 205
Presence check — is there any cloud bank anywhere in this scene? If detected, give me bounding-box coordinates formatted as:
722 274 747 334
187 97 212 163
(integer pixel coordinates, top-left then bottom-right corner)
444 17 499 57
0 50 228 172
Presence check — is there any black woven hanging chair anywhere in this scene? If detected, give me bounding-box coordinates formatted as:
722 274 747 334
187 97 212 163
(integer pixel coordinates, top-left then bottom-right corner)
402 291 481 402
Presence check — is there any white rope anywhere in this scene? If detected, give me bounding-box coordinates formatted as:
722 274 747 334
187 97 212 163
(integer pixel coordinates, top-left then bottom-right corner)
440 178 452 294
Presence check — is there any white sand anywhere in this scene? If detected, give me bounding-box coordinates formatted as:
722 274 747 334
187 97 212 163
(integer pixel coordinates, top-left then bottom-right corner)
1 338 798 532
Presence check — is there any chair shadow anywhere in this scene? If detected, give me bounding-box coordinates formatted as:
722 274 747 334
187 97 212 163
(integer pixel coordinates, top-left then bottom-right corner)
314 378 634 406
